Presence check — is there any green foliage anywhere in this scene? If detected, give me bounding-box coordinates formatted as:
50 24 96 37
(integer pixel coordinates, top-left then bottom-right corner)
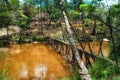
110 4 120 17
109 4 120 63
89 58 120 80
80 3 96 13
32 36 45 41
18 14 28 28
79 3 97 20
20 21 27 27
9 0 19 11
109 41 120 63
21 14 28 19
59 68 80 80
84 18 93 27
110 4 120 31
112 76 120 80
80 4 90 11
18 35 30 42
69 10 79 15
0 0 20 27
68 10 80 19
70 68 80 80
0 70 11 80
50 8 61 21
0 1 10 27
0 52 11 80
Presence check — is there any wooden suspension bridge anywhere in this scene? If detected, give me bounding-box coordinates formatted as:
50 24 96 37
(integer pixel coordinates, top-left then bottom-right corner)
0 13 119 79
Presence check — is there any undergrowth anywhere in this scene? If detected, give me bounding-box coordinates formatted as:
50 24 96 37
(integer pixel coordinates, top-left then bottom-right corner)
89 58 120 80
0 52 11 80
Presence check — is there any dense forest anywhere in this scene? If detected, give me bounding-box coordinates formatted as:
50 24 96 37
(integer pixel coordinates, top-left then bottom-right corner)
0 0 120 80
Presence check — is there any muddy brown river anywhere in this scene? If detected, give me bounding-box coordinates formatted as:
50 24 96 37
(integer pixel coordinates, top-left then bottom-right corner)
0 43 72 80
0 41 110 80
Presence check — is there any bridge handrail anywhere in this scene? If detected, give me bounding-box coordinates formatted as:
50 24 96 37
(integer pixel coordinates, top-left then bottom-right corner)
45 36 120 68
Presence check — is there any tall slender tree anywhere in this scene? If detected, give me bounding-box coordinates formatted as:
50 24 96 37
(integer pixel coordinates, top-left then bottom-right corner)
59 0 92 80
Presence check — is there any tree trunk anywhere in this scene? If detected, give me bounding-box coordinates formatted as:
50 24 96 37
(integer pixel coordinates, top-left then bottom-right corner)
91 18 97 35
107 8 118 66
62 11 91 80
18 28 22 43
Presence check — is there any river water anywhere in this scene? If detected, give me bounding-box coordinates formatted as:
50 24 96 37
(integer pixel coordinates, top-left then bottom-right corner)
0 41 110 80
77 41 110 58
0 43 72 80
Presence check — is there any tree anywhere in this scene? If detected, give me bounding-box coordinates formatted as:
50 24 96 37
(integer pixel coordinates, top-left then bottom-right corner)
0 0 19 29
59 1 92 80
17 14 28 43
0 0 14 36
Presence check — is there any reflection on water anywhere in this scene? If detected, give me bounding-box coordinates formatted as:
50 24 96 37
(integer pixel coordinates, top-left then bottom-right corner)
6 43 72 80
34 64 48 79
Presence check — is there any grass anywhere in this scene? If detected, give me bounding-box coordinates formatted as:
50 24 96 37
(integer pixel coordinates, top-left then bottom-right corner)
59 68 80 80
89 58 120 80
0 52 11 80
